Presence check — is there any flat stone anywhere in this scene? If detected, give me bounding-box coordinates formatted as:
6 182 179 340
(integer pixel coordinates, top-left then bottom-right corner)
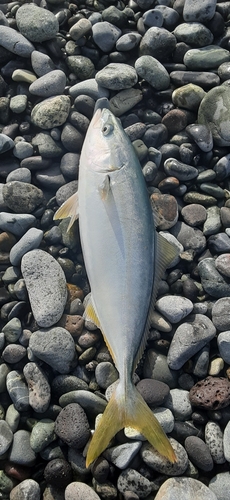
181 204 207 227
21 249 67 328
104 441 142 469
69 78 109 100
184 45 230 70
170 71 220 89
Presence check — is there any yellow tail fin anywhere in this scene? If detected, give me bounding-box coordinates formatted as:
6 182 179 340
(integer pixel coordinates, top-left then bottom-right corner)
86 382 176 467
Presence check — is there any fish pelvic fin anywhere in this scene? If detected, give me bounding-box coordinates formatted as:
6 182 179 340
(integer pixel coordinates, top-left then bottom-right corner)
53 192 79 231
86 381 176 468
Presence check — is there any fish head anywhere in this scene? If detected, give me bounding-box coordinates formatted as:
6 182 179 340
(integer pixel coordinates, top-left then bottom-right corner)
81 98 131 175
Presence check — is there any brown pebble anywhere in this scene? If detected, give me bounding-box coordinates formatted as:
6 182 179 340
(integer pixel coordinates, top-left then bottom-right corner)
4 462 31 481
66 283 84 303
150 193 178 230
77 330 101 349
158 176 180 192
0 232 17 252
162 109 187 135
57 314 84 336
189 376 230 410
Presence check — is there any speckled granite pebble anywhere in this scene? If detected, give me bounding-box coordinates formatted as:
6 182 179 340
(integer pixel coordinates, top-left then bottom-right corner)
141 438 188 475
23 362 51 413
29 327 75 374
205 421 225 464
21 249 67 328
65 482 100 500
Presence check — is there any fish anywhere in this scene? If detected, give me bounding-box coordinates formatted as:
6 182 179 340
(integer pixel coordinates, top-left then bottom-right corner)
54 97 178 467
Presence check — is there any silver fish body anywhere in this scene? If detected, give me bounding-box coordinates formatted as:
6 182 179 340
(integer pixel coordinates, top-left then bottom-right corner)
54 98 177 466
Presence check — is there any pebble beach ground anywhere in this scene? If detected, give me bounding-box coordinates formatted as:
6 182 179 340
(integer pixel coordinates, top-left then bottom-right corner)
1 0 230 498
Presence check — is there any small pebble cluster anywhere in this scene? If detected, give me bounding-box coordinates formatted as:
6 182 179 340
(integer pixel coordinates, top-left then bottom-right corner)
1 0 230 499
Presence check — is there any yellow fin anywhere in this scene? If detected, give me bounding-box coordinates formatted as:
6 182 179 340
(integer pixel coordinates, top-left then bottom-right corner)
84 296 101 329
86 382 176 468
53 192 79 231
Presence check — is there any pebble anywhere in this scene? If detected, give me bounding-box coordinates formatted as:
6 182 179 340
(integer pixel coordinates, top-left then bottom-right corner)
10 95 27 114
209 472 230 500
223 420 230 461
95 362 118 389
8 430 36 466
2 318 22 343
205 421 225 464
9 228 43 266
189 376 230 410
2 344 26 364
136 378 170 407
172 83 206 111
143 350 178 389
65 482 100 500
150 193 178 230
29 327 75 374
44 458 72 489
0 420 13 456
217 331 230 364
116 32 141 51
155 477 218 500
139 27 177 60
6 370 29 412
30 419 55 453
198 258 230 298
0 213 35 237
181 204 207 227
59 390 106 416
184 436 213 471
2 181 44 213
31 50 55 76
21 249 67 328
31 95 70 130
9 479 40 500
164 388 192 421
69 79 109 100
29 70 66 97
155 295 193 323
153 407 174 434
141 438 188 475
192 344 210 378
198 85 230 146
209 357 224 376
92 21 121 52
0 133 14 153
55 403 90 448
170 221 206 254
23 362 51 413
104 441 142 469
95 63 137 90
5 404 20 433
203 206 222 236
117 468 152 498
0 26 34 57
174 23 213 47
135 55 170 90
16 4 59 42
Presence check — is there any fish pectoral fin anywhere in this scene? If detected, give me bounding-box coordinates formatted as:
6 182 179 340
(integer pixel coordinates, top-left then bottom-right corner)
98 175 110 200
86 382 176 468
53 192 79 231
84 295 101 330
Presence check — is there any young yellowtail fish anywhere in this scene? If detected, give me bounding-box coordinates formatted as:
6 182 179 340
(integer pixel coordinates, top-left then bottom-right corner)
54 97 178 467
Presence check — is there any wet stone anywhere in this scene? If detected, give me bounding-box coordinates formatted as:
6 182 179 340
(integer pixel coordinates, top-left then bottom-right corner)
186 124 213 152
189 376 230 410
170 70 220 89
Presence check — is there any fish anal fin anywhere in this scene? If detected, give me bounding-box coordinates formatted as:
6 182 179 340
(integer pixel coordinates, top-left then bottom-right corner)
86 382 176 468
84 297 101 330
53 192 79 231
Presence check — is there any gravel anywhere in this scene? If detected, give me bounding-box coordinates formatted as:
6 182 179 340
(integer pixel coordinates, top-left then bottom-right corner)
0 0 229 498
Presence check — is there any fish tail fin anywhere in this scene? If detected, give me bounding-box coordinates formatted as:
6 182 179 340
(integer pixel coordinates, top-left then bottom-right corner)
86 381 176 468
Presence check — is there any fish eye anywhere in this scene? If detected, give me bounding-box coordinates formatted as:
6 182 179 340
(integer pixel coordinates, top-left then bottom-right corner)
102 123 114 136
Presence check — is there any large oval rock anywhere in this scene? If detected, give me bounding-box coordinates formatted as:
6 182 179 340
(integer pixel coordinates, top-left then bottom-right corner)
31 96 71 130
198 85 230 146
16 4 59 42
21 249 67 327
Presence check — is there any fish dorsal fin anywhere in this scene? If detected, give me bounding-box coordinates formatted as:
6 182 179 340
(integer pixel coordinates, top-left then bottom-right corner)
133 232 179 372
84 295 101 329
53 192 79 231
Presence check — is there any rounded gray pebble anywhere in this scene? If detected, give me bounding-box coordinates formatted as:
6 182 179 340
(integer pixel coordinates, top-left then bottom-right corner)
104 441 142 469
0 212 35 236
209 472 230 500
9 94 27 114
184 436 214 471
21 249 67 328
9 479 40 500
164 389 192 421
6 167 31 184
16 4 59 42
217 331 230 363
95 361 118 389
155 477 218 500
10 228 43 266
8 429 36 466
29 327 75 374
141 438 188 475
65 482 101 500
135 55 170 90
29 70 66 97
2 344 26 364
2 181 45 213
92 21 121 52
23 362 51 413
6 370 29 411
95 63 138 90
30 419 56 453
2 318 21 343
0 420 13 456
212 298 230 331
155 295 193 323
0 26 34 57
31 50 56 77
